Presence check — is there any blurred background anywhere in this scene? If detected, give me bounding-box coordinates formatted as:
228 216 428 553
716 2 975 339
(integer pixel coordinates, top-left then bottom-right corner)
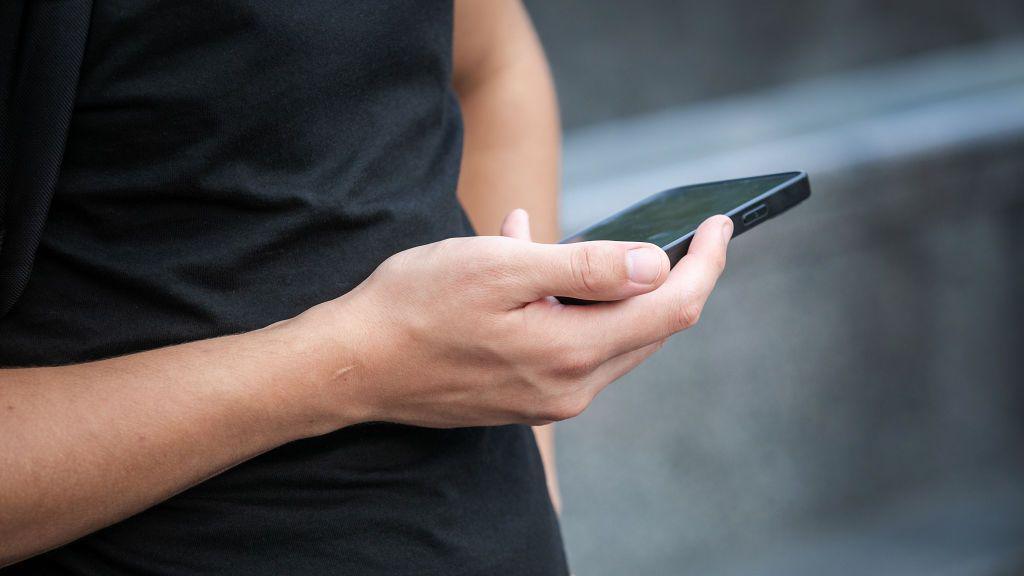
523 1 1024 574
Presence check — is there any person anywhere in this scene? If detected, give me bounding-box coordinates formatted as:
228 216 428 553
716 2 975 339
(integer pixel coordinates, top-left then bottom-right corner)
0 1 733 573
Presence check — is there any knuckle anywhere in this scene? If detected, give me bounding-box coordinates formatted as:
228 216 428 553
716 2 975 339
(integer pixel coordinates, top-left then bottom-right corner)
458 239 513 284
436 237 459 250
425 238 469 272
537 338 571 362
569 244 619 295
434 237 466 258
674 299 703 330
541 393 590 422
554 349 599 378
569 246 599 295
709 251 727 274
379 249 414 276
712 248 729 272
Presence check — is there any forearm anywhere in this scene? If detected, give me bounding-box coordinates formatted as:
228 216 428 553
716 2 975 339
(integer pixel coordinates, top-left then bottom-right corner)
454 0 561 243
0 309 357 566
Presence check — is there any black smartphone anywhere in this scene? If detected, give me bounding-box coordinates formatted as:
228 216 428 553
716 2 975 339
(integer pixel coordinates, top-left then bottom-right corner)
557 171 811 304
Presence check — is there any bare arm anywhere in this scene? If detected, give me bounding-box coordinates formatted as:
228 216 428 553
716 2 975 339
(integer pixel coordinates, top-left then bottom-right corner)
453 0 563 512
0 314 363 566
1 217 730 566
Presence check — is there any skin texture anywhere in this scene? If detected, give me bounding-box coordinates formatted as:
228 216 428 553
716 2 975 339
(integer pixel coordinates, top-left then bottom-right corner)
0 1 735 567
452 0 564 511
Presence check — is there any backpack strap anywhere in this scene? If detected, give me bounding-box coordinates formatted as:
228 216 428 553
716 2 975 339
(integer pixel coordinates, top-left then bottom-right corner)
0 0 93 317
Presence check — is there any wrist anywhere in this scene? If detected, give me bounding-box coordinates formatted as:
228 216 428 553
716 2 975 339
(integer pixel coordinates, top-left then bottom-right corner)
270 297 379 437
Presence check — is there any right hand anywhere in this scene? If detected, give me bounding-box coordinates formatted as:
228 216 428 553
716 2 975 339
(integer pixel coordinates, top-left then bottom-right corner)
302 211 733 429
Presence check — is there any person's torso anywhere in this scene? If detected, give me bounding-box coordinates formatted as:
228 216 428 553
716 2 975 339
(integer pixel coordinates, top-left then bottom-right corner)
0 1 567 573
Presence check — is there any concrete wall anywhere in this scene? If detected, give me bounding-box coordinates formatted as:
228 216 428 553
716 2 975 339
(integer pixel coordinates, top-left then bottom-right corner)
526 3 1024 573
556 138 1024 574
525 0 1024 129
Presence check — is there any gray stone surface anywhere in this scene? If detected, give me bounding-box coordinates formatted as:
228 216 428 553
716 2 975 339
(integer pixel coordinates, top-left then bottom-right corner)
550 37 1024 574
525 0 1024 129
558 39 1024 233
710 471 1024 576
557 141 1024 575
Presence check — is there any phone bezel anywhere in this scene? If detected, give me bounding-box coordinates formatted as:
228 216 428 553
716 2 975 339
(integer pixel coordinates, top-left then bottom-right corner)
554 172 810 305
560 171 810 268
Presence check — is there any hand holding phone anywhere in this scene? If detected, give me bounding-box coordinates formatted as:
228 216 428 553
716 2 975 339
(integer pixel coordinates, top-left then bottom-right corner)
557 172 810 304
324 211 731 428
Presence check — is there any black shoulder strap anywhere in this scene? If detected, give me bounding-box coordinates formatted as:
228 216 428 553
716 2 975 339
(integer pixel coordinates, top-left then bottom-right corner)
0 0 93 318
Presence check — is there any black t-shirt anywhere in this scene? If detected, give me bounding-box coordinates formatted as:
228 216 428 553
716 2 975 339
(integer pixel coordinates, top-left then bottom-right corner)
0 1 568 574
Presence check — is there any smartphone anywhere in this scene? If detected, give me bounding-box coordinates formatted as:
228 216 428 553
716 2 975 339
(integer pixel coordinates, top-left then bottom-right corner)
557 171 811 304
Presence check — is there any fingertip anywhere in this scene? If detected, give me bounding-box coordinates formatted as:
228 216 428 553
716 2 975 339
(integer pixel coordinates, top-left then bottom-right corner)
501 208 532 240
507 207 528 224
702 214 731 230
696 215 733 245
717 215 734 242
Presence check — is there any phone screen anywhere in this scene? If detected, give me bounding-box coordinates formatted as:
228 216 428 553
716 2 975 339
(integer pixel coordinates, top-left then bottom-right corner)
565 173 794 247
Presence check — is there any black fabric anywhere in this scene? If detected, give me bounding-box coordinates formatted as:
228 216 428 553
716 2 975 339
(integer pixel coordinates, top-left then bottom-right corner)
0 0 93 317
0 0 22 255
0 1 568 574
0 0 26 262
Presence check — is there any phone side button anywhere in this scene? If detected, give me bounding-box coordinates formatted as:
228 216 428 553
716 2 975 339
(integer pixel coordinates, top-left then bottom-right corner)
741 204 769 226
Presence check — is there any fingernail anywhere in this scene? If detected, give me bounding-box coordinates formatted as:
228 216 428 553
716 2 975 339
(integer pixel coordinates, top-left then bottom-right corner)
721 219 734 244
627 248 663 284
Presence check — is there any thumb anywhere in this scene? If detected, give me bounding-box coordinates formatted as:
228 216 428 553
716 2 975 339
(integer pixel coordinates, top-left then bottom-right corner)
513 240 670 303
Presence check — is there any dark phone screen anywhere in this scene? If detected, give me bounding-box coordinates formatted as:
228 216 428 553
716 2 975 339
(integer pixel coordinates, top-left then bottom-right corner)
566 173 793 246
